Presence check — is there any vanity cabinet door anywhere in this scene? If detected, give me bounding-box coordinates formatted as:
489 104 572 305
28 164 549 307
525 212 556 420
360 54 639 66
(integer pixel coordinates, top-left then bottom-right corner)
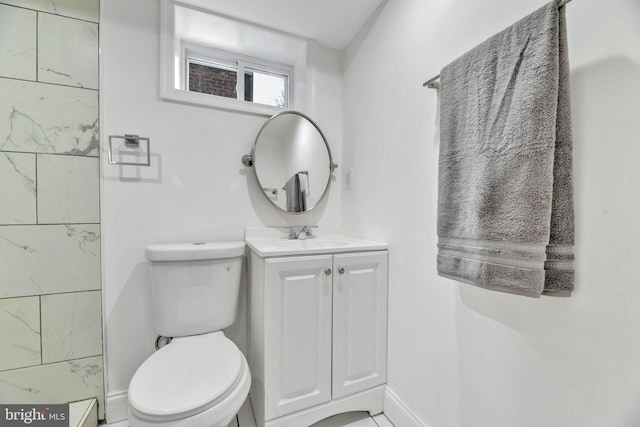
264 255 333 420
332 251 388 399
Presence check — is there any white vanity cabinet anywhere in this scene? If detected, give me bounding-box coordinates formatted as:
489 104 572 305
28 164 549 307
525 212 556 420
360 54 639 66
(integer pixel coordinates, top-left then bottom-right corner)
262 254 333 420
247 249 388 427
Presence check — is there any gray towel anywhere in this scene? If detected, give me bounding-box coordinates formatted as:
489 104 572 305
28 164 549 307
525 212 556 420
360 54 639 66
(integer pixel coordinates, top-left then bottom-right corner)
283 171 308 213
437 0 574 298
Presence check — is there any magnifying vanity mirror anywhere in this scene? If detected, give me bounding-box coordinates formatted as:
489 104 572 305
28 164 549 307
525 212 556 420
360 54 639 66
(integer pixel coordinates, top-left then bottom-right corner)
242 111 338 214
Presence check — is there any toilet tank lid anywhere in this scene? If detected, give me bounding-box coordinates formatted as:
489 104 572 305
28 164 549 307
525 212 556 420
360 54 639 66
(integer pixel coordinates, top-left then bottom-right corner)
145 242 246 261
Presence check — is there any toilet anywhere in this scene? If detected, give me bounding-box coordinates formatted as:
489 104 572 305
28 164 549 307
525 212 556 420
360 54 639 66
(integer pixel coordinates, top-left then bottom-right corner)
127 242 250 427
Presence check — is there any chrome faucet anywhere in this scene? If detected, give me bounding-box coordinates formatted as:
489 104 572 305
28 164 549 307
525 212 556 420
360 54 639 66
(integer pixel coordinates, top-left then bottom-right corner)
298 226 315 240
287 227 298 240
286 226 317 240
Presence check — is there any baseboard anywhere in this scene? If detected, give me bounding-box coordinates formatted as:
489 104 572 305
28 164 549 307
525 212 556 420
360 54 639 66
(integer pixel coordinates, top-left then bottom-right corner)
384 387 429 427
105 390 128 424
108 385 427 426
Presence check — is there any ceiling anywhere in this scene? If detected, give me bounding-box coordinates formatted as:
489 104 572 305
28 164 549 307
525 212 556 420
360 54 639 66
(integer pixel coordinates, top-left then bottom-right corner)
178 0 386 50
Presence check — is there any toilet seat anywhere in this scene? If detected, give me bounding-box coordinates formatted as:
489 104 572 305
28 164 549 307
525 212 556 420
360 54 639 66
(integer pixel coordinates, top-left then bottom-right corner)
128 331 244 422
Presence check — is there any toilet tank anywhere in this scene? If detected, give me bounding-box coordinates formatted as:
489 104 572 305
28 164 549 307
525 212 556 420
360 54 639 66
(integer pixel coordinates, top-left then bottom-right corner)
145 242 246 338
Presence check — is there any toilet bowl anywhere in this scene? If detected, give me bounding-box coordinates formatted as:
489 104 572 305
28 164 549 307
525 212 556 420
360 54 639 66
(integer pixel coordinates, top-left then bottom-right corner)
128 332 250 427
127 242 250 427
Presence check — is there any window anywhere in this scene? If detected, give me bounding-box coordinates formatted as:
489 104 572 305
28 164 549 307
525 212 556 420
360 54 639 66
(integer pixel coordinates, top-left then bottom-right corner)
245 68 288 108
184 47 291 108
160 0 312 115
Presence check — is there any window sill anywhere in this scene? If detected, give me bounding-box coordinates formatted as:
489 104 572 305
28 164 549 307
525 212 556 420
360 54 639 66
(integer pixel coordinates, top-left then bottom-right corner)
160 87 284 117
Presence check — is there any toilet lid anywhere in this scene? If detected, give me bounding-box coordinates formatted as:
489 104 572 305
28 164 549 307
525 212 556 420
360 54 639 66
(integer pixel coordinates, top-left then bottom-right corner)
128 332 244 421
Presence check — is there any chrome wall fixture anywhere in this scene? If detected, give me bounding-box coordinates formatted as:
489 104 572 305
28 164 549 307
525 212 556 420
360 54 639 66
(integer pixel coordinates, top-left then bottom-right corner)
108 134 151 166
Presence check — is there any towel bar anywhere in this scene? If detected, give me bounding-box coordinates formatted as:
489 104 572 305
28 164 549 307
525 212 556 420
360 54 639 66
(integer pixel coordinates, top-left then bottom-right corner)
422 0 573 89
108 134 151 166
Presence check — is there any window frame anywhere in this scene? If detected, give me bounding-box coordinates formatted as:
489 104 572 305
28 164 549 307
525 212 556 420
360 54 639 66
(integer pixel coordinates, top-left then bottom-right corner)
160 0 312 116
181 43 293 109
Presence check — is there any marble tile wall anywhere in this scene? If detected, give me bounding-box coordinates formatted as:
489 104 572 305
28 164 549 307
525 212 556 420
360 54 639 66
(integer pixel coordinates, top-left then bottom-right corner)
0 0 103 419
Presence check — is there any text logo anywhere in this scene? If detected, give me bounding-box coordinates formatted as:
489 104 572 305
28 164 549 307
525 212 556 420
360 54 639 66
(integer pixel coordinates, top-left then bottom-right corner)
0 405 68 426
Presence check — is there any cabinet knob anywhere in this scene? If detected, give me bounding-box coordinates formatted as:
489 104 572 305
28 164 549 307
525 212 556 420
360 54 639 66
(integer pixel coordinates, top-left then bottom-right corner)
325 268 332 275
338 267 345 274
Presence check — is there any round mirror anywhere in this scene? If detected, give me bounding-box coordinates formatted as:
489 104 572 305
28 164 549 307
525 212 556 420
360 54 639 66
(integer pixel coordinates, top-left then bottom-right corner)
244 111 336 214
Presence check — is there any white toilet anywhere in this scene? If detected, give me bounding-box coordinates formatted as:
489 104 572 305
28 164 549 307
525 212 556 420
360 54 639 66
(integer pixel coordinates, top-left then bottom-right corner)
127 242 250 427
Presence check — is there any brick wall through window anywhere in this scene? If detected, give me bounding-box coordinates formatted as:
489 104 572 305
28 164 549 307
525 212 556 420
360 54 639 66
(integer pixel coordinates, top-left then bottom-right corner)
188 62 237 98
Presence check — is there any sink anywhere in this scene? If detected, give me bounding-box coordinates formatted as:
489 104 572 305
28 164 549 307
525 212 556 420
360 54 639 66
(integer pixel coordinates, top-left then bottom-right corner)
269 239 352 249
244 229 387 257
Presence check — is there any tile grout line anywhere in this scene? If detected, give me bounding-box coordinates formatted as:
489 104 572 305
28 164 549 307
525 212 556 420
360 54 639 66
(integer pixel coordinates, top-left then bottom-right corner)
0 2 99 24
0 289 102 302
0 148 99 157
0 353 104 374
38 294 43 366
35 10 38 83
0 222 101 227
0 75 100 91
35 153 38 225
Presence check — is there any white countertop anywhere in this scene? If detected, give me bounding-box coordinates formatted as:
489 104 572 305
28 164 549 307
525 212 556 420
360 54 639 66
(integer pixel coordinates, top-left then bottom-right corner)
245 227 388 257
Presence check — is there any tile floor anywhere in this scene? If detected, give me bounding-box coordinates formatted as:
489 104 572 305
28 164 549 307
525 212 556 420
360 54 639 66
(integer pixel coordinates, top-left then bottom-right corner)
311 412 394 427
106 398 395 427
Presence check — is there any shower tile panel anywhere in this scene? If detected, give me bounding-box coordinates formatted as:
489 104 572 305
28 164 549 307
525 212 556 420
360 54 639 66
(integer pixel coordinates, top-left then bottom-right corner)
0 224 100 298
0 4 36 80
38 13 98 89
41 290 103 364
0 152 36 224
0 296 41 371
37 154 100 224
0 355 105 418
0 0 99 23
0 79 99 156
0 0 103 415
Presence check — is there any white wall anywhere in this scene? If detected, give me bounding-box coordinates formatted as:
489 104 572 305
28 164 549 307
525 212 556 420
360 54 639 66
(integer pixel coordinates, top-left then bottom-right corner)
343 0 640 426
100 0 343 418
